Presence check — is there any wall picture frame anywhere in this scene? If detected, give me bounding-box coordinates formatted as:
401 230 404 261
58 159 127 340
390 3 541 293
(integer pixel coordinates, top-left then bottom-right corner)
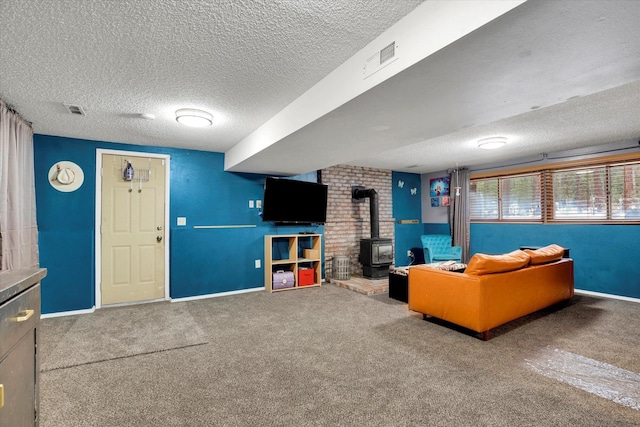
429 176 450 197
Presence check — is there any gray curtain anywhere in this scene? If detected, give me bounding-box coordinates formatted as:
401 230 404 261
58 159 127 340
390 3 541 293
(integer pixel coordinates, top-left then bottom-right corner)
448 168 470 263
0 99 39 269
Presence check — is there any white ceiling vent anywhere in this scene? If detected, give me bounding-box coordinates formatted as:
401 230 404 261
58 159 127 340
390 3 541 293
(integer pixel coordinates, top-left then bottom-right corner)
363 41 398 79
63 103 85 116
379 42 395 65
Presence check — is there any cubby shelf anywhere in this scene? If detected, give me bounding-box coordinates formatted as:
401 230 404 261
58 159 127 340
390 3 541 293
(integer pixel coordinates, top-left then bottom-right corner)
264 234 322 292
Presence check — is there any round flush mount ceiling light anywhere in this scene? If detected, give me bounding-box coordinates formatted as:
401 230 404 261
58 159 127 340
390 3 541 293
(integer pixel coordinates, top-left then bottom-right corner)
175 108 213 127
477 136 508 150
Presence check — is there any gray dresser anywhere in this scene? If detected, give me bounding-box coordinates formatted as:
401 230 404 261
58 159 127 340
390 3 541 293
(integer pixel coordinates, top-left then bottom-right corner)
0 268 47 427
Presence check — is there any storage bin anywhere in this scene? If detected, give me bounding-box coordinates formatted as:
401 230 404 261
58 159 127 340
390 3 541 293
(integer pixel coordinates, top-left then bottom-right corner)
298 268 315 286
332 256 351 280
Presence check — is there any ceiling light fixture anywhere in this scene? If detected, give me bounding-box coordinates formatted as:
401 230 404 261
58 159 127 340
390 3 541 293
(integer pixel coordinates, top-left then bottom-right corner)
477 136 507 150
175 108 213 127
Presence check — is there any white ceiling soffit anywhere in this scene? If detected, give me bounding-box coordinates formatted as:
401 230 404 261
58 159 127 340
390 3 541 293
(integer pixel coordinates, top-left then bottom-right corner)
224 0 525 173
225 0 640 175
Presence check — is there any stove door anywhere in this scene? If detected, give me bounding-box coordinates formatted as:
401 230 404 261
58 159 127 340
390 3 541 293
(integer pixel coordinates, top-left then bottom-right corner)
374 243 394 265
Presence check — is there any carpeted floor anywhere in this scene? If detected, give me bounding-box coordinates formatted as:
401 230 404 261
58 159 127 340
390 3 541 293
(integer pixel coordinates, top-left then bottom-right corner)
41 302 207 371
38 284 640 426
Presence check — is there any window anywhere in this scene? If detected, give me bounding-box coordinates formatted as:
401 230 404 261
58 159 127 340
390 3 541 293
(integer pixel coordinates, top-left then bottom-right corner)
470 173 542 221
551 167 607 220
470 178 498 220
610 162 640 220
471 158 640 223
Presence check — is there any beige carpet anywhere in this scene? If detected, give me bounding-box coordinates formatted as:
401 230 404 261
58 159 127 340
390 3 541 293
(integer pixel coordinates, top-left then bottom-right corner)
39 286 640 426
40 301 207 371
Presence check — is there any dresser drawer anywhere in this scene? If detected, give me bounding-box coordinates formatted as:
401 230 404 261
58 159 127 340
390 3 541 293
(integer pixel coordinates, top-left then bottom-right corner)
0 284 40 359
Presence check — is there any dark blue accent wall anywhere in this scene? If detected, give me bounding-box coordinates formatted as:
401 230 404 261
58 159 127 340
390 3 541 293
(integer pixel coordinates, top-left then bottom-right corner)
34 135 322 313
470 223 640 299
391 172 423 266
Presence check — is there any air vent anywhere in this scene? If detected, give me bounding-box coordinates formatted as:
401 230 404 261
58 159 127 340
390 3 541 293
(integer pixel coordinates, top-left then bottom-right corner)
63 103 85 116
379 42 395 65
363 41 398 79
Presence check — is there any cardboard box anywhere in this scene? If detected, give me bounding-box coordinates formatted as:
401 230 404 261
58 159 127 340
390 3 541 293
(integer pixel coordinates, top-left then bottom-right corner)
303 249 320 259
298 268 315 286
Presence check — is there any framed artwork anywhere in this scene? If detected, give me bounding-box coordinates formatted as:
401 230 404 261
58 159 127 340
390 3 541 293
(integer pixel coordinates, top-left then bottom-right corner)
442 196 451 207
430 197 440 207
429 176 450 197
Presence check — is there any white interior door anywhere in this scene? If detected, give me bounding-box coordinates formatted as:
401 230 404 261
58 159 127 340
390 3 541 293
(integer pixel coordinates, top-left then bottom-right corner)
100 153 167 305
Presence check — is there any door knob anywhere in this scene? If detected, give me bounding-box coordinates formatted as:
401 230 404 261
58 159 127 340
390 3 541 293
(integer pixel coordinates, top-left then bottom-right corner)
157 235 163 242
157 226 163 231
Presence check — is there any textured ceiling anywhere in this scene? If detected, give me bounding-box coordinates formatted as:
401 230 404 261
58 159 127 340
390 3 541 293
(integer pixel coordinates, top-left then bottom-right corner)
1 0 639 176
0 0 423 151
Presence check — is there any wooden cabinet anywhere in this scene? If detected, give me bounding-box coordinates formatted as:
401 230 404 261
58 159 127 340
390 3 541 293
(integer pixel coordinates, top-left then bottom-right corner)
264 234 322 292
0 268 47 427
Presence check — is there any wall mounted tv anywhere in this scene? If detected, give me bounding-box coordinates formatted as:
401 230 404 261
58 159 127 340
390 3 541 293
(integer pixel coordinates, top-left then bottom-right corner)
262 176 328 225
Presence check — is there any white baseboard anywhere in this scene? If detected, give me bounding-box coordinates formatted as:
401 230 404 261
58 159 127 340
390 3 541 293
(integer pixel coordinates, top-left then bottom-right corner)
41 306 96 319
575 289 640 304
39 287 267 317
170 286 265 303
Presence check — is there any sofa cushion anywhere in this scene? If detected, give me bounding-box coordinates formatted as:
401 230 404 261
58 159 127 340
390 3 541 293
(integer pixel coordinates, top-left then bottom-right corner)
524 244 565 265
465 250 531 275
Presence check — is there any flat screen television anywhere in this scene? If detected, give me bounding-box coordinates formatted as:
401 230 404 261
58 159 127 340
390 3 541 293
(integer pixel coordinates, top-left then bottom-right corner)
262 176 328 225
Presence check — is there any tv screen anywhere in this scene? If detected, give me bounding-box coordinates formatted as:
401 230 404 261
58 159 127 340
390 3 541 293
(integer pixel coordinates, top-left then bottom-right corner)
262 177 328 224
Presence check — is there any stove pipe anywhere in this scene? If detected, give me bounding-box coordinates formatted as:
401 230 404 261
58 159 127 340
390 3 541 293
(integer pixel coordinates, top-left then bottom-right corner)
352 187 379 238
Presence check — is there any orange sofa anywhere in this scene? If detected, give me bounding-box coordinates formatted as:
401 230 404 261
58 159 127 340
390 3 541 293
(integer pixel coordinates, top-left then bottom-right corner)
408 246 574 340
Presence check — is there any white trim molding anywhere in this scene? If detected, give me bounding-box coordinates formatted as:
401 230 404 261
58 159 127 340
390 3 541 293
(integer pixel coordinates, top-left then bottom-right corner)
41 306 96 319
575 289 640 304
170 287 265 303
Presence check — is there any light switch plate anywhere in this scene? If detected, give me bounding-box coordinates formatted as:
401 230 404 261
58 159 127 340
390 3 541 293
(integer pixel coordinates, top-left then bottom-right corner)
249 200 254 208
177 217 186 226
255 259 261 268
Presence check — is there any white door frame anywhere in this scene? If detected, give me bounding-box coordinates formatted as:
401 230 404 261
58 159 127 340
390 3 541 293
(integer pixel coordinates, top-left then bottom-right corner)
95 148 171 309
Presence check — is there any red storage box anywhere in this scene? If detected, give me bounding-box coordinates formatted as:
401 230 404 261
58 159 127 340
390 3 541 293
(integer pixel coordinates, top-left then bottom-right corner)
298 268 315 286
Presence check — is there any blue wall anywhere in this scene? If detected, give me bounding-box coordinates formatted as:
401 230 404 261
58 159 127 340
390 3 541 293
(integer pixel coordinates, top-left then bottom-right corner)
392 172 423 266
423 223 450 235
421 220 639 299
471 223 640 299
34 135 322 313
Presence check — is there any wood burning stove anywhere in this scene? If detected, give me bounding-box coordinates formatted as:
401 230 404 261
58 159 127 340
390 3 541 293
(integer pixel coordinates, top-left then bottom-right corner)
360 238 393 279
352 186 393 279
